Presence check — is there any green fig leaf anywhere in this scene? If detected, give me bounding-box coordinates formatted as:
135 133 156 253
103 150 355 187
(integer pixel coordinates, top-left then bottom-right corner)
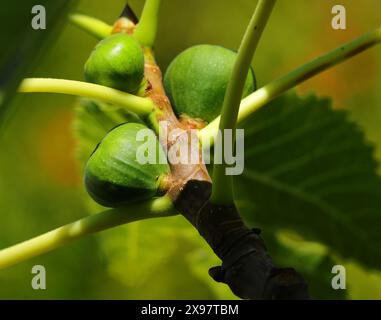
235 92 381 269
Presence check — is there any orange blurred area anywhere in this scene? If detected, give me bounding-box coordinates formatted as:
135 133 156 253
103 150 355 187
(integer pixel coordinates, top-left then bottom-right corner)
298 22 379 107
36 109 81 187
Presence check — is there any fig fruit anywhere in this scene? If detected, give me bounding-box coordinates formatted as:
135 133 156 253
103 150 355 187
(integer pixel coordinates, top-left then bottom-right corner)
85 123 170 207
164 44 256 123
84 33 145 94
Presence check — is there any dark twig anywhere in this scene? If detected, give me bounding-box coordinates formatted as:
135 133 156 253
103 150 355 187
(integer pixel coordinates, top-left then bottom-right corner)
175 180 310 300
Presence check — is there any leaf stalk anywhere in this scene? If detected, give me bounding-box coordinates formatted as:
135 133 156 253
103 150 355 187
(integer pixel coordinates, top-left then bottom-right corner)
0 196 176 270
19 78 155 117
134 0 162 47
211 0 277 205
69 13 112 39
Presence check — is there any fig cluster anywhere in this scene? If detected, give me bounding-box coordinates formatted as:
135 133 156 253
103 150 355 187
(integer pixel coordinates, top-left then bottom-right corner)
82 35 257 207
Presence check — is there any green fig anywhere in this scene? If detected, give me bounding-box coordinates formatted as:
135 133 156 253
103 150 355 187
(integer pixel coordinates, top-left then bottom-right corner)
84 33 145 94
84 123 170 207
164 44 256 123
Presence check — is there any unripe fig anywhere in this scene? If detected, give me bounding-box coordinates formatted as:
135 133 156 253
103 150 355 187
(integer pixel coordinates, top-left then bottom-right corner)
164 45 256 123
84 34 145 94
85 123 170 207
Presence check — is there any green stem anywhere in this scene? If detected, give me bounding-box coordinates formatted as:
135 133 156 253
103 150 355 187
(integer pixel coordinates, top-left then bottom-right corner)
211 0 277 205
200 26 381 146
134 0 162 47
69 13 112 39
0 196 176 270
19 78 155 117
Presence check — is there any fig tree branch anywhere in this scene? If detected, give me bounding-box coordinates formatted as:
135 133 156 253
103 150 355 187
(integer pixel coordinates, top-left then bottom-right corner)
136 3 309 299
0 196 176 270
19 78 155 117
211 0 277 206
199 26 381 146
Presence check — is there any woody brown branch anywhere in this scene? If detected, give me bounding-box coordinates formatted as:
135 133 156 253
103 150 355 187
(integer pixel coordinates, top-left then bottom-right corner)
112 17 211 197
142 47 212 200
112 17 309 300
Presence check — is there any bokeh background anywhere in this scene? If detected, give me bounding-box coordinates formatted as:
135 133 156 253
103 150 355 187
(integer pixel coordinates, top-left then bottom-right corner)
0 0 381 299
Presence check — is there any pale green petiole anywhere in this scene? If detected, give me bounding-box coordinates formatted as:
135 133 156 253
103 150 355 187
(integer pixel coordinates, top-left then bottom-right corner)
134 0 162 47
211 0 277 206
0 196 176 270
69 13 113 39
200 26 381 147
19 78 155 117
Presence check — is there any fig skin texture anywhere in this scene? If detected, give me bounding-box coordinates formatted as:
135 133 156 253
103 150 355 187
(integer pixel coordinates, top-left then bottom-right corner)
164 44 256 123
85 123 170 208
84 34 145 94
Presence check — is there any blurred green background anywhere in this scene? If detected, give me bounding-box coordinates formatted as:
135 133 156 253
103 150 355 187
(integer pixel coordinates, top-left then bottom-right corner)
0 0 381 299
